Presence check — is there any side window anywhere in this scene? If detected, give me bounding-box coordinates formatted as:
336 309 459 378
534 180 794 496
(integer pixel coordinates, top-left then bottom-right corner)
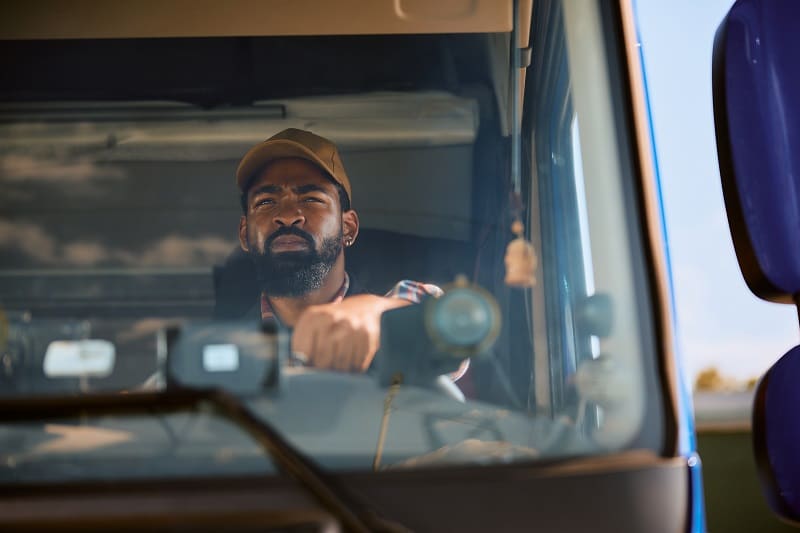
529 0 595 417
528 0 659 449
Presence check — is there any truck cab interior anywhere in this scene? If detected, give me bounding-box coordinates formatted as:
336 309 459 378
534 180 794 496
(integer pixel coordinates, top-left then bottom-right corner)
1 31 536 403
0 2 680 531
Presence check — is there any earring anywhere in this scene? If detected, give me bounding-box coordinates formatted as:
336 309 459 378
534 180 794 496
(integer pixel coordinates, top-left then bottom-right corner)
344 237 352 247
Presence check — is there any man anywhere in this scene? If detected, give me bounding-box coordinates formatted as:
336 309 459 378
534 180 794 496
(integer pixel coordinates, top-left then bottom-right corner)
235 128 442 373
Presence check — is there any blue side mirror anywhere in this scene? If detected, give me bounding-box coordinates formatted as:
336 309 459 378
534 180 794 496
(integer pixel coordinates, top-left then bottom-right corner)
714 0 800 524
753 346 800 524
713 0 800 303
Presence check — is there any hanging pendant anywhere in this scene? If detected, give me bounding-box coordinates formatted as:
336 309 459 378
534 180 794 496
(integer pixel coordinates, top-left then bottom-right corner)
504 218 537 288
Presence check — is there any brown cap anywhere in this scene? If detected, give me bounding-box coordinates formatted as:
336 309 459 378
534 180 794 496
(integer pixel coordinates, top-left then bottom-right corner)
235 128 352 203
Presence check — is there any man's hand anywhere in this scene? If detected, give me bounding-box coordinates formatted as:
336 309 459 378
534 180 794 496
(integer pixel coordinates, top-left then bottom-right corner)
291 295 411 372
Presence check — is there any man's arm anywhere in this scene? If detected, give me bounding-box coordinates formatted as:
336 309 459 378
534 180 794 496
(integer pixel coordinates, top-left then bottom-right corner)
291 294 411 372
292 280 443 372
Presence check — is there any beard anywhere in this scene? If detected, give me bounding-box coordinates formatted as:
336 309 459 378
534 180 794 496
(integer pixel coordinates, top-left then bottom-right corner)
249 226 342 298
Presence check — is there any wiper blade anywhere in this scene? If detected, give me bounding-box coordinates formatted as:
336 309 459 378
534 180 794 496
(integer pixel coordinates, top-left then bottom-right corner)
0 388 409 533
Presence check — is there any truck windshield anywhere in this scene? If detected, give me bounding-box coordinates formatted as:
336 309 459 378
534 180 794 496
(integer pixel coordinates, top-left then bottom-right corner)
0 0 664 483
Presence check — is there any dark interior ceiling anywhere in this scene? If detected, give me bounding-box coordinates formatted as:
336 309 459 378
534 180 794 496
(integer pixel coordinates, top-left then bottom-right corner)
0 34 495 106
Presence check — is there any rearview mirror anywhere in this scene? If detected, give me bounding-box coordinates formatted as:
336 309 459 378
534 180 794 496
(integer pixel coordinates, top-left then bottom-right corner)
714 0 800 525
752 346 800 525
713 0 800 303
43 340 115 378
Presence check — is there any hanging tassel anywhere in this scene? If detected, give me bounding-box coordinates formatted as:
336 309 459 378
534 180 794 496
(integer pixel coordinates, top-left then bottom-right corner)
504 218 537 288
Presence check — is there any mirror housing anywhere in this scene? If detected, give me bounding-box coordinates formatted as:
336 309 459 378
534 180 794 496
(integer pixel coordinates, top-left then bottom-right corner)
753 345 800 525
715 1 800 523
713 0 800 303
165 321 285 395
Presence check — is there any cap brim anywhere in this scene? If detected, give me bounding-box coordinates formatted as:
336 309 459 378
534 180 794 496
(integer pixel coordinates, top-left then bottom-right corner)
235 139 335 190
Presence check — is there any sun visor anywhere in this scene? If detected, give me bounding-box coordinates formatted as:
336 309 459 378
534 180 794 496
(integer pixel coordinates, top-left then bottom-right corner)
0 0 511 40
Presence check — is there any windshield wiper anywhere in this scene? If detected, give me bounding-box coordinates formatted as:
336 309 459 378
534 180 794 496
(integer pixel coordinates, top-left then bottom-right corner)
0 388 409 533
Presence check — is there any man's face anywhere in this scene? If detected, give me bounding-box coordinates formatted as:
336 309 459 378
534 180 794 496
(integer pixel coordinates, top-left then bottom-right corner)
239 158 355 297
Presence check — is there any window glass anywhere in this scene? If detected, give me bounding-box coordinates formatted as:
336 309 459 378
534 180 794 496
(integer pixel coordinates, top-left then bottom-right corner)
0 0 660 480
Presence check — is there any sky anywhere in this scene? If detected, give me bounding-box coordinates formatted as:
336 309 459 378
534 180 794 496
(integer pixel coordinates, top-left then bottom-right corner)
634 0 799 382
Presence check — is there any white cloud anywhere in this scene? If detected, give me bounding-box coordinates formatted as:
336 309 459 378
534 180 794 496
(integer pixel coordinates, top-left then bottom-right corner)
62 241 111 266
1 155 124 183
130 236 234 267
0 220 236 268
0 220 56 262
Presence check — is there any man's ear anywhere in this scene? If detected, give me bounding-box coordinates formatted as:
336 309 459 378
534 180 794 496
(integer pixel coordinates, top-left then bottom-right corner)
342 209 359 245
238 216 250 252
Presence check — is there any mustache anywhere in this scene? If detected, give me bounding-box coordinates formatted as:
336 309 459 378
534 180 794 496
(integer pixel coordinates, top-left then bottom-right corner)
264 226 315 250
